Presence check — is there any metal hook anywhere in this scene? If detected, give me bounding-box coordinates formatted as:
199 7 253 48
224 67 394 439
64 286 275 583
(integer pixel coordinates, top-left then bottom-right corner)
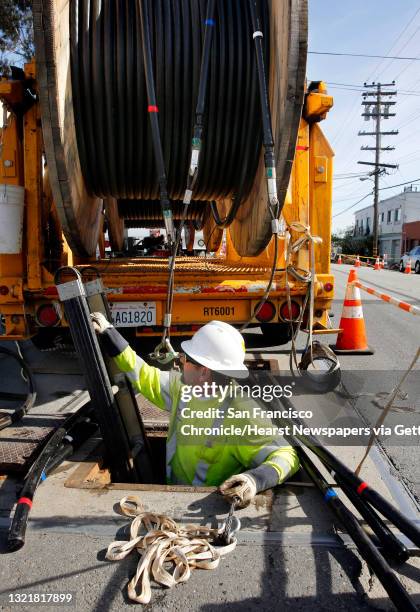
149 337 179 365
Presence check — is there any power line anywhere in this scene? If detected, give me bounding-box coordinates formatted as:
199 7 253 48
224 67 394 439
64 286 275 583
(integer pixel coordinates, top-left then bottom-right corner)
379 177 420 190
326 84 420 96
332 177 420 219
333 193 372 218
366 6 420 81
309 51 420 60
329 7 420 162
377 19 420 80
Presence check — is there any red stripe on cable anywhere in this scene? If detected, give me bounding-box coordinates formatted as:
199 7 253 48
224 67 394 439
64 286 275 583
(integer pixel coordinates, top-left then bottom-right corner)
148 105 159 113
357 482 368 495
17 497 33 508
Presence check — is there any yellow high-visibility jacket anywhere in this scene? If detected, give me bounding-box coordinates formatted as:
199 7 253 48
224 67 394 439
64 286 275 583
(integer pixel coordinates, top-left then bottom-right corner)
110 342 299 487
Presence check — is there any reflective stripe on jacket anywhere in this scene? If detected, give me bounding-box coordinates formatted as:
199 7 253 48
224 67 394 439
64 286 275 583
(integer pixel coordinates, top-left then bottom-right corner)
114 345 299 486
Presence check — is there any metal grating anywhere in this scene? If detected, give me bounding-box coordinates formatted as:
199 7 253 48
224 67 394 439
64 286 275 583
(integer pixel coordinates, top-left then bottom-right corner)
81 257 272 276
136 394 169 431
0 424 54 473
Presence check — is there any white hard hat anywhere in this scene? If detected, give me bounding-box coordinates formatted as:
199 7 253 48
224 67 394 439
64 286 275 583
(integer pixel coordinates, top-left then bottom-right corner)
181 321 248 378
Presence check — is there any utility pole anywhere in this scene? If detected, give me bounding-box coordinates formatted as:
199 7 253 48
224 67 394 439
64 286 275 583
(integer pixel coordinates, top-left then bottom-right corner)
358 82 398 257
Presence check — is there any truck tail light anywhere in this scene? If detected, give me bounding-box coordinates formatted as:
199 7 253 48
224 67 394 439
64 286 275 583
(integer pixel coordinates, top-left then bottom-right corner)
36 303 61 327
324 282 333 292
279 301 301 322
0 286 9 296
255 301 276 323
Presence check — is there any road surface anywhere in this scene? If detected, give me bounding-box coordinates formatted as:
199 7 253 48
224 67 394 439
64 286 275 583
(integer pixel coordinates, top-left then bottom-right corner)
0 263 419 611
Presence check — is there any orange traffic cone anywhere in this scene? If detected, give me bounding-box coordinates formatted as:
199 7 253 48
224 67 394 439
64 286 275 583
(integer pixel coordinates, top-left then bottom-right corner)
331 269 374 354
354 255 361 268
405 258 412 274
337 254 342 265
374 257 380 271
380 257 384 269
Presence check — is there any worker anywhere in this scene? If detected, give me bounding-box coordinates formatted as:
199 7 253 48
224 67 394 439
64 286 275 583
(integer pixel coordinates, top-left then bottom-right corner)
91 314 299 507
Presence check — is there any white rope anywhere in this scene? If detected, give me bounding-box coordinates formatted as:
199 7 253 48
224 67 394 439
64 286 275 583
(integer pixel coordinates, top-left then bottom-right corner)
285 222 322 372
106 496 237 604
355 346 420 476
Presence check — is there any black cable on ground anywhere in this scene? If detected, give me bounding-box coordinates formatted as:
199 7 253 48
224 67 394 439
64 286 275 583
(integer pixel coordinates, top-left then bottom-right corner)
7 402 94 552
273 395 420 550
0 346 36 431
70 0 269 209
297 446 417 611
335 473 410 565
247 372 420 552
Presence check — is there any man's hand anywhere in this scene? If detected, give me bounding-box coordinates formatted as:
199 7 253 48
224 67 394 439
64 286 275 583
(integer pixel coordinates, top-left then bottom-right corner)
219 473 257 508
90 312 112 334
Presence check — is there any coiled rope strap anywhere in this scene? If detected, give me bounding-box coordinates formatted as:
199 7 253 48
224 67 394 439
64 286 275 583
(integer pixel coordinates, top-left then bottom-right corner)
106 496 237 605
284 221 323 373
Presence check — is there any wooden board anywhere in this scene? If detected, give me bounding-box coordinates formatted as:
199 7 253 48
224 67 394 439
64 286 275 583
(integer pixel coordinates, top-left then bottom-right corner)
228 0 308 256
33 0 103 257
202 201 226 252
104 197 125 252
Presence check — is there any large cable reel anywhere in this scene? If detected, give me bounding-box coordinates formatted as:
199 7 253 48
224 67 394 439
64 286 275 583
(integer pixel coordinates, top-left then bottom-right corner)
33 0 307 257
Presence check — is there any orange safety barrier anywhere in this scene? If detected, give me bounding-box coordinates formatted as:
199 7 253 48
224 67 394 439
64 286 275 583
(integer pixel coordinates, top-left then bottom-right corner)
352 280 420 317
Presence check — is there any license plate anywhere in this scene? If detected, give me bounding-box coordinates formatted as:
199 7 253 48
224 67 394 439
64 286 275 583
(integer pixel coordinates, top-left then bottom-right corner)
110 302 156 327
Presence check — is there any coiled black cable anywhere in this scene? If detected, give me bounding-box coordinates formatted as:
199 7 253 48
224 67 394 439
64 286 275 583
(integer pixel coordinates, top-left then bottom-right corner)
70 0 269 209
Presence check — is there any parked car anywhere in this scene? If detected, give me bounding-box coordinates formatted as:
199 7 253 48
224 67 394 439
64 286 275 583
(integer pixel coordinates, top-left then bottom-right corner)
399 246 420 273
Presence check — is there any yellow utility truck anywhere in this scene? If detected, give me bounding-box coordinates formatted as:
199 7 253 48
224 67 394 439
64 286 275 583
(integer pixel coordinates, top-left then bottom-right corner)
0 1 335 347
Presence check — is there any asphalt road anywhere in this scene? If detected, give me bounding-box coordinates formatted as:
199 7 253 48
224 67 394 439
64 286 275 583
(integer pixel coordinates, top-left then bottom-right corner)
0 263 419 611
328 264 420 506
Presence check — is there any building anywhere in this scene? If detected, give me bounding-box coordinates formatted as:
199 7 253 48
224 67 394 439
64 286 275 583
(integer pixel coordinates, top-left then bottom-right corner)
354 185 420 263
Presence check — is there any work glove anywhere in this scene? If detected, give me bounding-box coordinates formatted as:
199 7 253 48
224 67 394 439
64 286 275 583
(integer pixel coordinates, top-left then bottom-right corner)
219 464 280 508
90 312 113 334
219 473 257 509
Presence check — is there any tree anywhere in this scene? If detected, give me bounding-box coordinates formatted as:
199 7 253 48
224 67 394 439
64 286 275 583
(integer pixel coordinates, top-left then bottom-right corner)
333 226 373 257
0 1 33 75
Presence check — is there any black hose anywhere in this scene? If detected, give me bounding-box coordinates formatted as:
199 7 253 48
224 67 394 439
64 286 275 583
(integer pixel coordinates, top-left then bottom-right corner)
275 395 420 550
70 0 269 209
138 0 173 239
0 345 36 431
336 473 409 564
43 418 98 475
247 372 420 552
297 446 417 612
7 402 93 552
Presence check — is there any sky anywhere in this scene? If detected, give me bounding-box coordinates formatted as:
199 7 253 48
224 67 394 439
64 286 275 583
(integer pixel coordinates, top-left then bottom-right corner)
307 1 420 233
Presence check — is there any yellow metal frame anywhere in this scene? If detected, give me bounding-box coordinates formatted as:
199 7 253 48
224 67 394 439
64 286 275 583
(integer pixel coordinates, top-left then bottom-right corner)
0 66 335 339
